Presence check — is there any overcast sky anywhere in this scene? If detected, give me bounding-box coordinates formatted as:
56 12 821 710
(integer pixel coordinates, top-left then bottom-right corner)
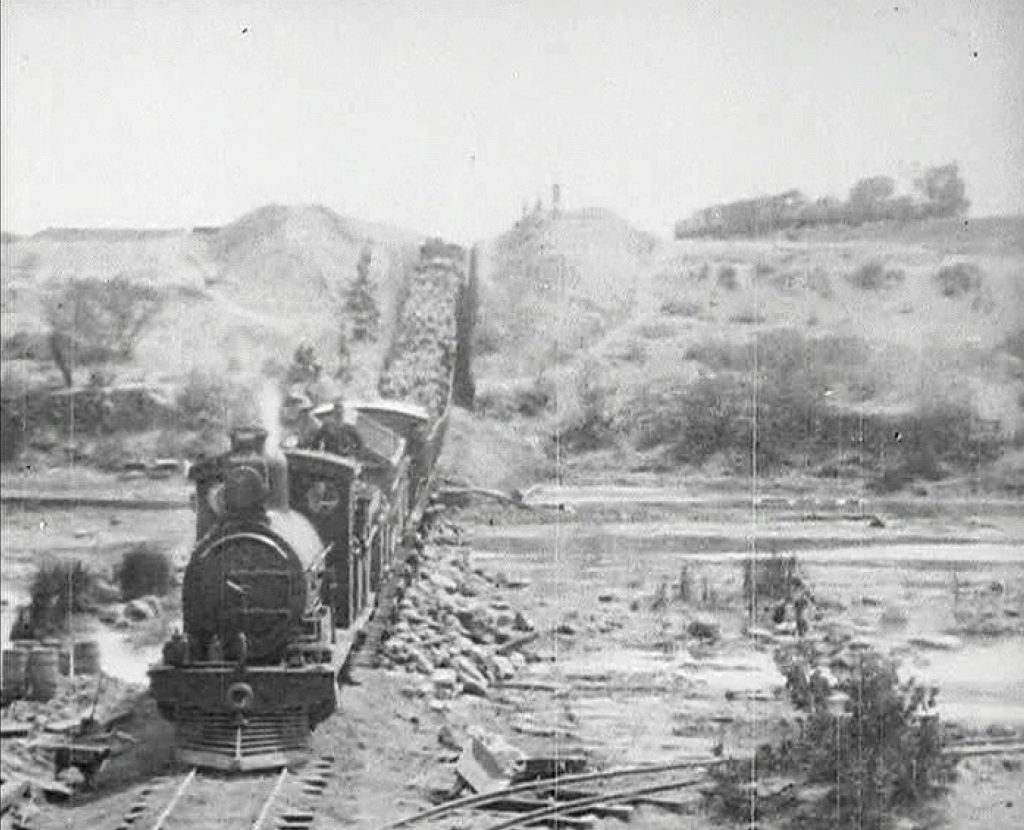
2 0 1022 241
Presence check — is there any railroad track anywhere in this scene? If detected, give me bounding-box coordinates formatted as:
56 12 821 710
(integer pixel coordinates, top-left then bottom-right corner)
381 755 729 829
382 737 1024 830
112 756 336 830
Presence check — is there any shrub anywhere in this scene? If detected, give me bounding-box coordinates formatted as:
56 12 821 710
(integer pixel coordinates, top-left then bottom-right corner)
555 359 615 451
659 299 702 317
999 327 1024 363
22 561 99 637
933 262 983 298
635 319 679 340
117 545 172 600
846 261 905 291
770 647 952 829
717 264 739 290
476 376 554 419
683 340 753 371
618 338 647 363
729 309 766 324
1 331 51 361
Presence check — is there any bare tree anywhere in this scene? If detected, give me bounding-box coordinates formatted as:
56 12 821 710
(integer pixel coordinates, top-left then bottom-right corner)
44 276 164 386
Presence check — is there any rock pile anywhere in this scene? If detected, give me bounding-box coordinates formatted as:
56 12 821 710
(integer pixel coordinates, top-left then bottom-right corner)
380 543 536 699
378 239 464 416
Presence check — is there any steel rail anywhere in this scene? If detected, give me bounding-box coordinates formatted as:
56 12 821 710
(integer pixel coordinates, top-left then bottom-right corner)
149 768 197 830
251 768 290 830
480 775 706 830
380 755 725 829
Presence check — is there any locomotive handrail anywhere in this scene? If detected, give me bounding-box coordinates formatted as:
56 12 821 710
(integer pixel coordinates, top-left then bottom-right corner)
306 542 333 574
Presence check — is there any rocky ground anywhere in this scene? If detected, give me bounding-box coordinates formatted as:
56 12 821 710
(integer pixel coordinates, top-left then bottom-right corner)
3 475 1024 830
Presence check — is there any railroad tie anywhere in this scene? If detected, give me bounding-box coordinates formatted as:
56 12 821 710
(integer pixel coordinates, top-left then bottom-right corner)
277 810 315 830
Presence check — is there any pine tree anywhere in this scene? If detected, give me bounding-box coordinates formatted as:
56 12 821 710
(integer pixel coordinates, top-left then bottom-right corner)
345 246 380 342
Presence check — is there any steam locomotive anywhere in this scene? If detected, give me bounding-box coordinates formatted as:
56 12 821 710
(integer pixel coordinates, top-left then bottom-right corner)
148 397 448 771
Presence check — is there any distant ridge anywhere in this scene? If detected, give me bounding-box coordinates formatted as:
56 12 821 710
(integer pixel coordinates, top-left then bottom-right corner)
31 227 185 242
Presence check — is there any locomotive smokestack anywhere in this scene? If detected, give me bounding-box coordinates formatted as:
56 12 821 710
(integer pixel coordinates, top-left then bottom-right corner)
230 427 268 454
227 426 289 512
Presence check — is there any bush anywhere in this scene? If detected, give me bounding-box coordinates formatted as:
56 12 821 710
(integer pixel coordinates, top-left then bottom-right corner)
476 376 554 419
659 299 702 317
1 331 51 361
999 327 1024 363
21 561 99 637
933 262 983 298
117 545 172 600
626 328 1003 481
617 338 647 363
717 264 739 290
846 261 905 291
773 647 952 829
729 309 766 324
555 359 615 451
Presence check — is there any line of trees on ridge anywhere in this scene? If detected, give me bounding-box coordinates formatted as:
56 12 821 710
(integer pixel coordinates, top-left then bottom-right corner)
675 163 969 239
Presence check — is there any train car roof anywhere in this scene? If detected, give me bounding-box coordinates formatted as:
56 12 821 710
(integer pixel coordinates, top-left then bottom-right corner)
283 448 362 477
347 399 432 423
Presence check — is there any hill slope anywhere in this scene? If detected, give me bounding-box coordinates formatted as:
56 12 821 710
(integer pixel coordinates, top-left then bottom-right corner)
475 211 1024 483
0 205 420 386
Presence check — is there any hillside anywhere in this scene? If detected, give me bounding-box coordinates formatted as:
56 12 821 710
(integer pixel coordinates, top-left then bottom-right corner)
475 206 659 377
0 205 420 388
475 211 1024 488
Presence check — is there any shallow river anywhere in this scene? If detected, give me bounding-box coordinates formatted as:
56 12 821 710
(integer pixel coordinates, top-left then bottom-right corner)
470 519 1024 728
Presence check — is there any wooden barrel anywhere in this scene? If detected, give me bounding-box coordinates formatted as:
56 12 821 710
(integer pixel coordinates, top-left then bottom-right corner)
26 648 59 702
1 648 29 695
72 640 101 676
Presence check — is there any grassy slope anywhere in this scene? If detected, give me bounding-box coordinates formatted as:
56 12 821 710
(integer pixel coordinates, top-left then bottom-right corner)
474 211 1024 483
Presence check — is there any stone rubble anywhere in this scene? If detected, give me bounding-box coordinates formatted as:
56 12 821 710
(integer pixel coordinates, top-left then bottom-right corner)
380 539 535 700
